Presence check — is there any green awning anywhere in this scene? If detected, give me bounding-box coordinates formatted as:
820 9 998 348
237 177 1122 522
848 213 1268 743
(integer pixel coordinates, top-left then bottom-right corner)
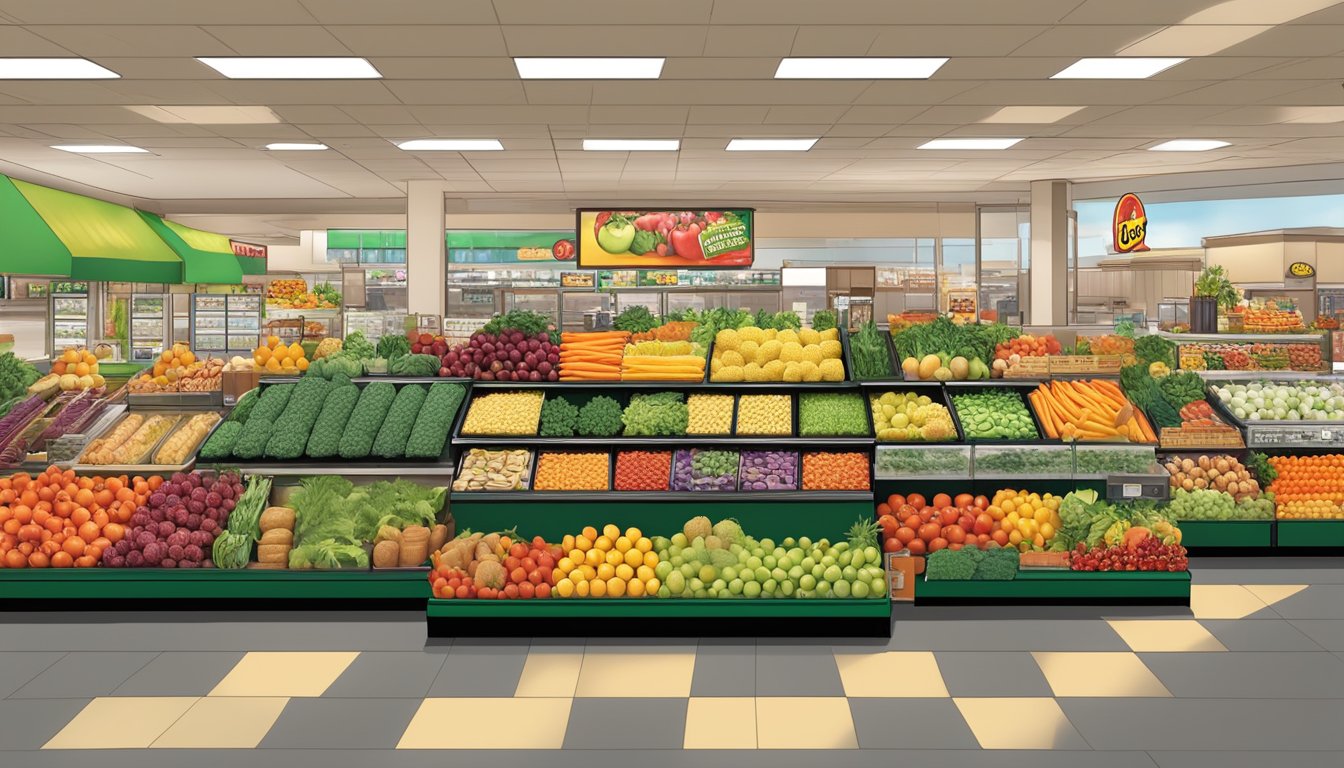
138 211 243 284
11 178 182 283
236 252 267 275
0 175 73 276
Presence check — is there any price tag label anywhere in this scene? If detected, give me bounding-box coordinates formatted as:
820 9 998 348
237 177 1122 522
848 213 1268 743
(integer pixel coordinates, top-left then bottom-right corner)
1122 483 1142 498
1322 429 1333 441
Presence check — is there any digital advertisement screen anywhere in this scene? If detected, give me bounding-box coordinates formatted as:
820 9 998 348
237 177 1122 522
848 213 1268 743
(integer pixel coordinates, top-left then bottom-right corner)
576 209 754 269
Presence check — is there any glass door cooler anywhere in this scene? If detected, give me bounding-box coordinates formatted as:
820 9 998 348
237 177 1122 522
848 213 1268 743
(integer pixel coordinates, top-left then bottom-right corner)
129 293 168 363
49 281 91 355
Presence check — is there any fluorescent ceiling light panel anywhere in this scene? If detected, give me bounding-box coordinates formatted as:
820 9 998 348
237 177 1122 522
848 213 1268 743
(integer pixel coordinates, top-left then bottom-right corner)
583 139 679 151
980 106 1084 124
1051 57 1185 79
726 138 818 151
1119 25 1270 56
1149 139 1230 151
1184 0 1339 25
774 57 947 79
0 58 118 79
126 105 281 124
51 145 148 153
396 139 503 151
265 142 328 151
514 57 664 79
918 138 1023 150
196 57 381 79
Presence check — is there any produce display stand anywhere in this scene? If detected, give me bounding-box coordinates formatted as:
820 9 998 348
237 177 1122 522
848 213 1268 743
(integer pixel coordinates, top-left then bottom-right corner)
914 570 1191 605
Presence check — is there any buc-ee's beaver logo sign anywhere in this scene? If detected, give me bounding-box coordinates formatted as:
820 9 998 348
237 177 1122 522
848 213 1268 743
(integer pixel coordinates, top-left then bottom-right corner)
1113 193 1150 254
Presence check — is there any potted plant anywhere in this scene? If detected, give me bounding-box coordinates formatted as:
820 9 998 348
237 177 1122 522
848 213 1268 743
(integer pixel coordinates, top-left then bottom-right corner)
1192 265 1238 333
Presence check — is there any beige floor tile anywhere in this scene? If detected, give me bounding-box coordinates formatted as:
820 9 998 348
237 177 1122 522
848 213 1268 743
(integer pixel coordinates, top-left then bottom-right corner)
575 647 695 698
1244 584 1308 608
834 651 948 697
397 698 572 749
684 697 757 749
209 652 358 697
152 696 287 748
44 697 198 749
1106 619 1228 652
1032 652 1171 697
515 647 584 697
756 697 857 749
954 697 1084 749
1189 584 1271 620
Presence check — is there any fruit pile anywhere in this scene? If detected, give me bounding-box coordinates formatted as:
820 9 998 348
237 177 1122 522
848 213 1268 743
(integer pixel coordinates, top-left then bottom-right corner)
1267 454 1344 519
430 533 559 599
532 452 609 491
131 344 223 393
46 346 105 392
0 466 137 568
875 489 1062 555
801 452 870 491
1211 380 1344 421
1242 302 1304 333
993 333 1062 361
869 391 955 442
951 390 1039 440
613 450 672 491
709 326 844 382
1068 538 1189 572
1169 488 1274 521
1164 455 1261 500
252 336 310 375
461 391 545 435
439 311 559 381
553 524 659 598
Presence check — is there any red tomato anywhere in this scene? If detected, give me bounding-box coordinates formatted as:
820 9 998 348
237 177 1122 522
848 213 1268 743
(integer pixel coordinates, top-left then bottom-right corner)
991 529 1010 546
948 542 963 551
938 508 959 527
945 525 967 544
895 527 917 544
973 513 994 535
954 493 974 508
931 493 952 509
883 538 903 553
504 584 520 598
973 495 990 510
906 538 926 555
509 542 528 559
878 515 899 535
897 504 917 518
907 494 926 510
976 533 992 548
918 508 935 524
917 522 942 542
886 494 906 509
928 537 949 552
876 503 892 517
957 514 976 532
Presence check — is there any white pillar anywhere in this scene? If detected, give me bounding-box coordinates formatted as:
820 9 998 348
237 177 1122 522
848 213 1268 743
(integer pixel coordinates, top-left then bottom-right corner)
1029 179 1070 326
406 180 447 317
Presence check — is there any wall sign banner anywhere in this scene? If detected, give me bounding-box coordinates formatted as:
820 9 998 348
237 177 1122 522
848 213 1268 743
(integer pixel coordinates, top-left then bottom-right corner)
446 230 575 264
577 209 754 268
1113 193 1150 254
1287 261 1316 278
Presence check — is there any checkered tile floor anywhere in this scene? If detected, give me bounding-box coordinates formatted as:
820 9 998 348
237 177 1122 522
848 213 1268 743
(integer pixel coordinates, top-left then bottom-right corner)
3 560 1344 767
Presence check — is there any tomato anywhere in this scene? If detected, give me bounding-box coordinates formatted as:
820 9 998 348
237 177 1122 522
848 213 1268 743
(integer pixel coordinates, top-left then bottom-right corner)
917 522 942 542
938 508 959 527
973 495 989 510
928 537 949 552
991 529 1010 546
886 494 906 509
954 493 974 508
906 494 926 510
945 525 967 545
906 538 926 555
918 508 935 524
957 514 976 531
902 515 922 531
551 238 575 260
883 538 903 553
932 493 952 509
876 503 892 517
973 513 994 535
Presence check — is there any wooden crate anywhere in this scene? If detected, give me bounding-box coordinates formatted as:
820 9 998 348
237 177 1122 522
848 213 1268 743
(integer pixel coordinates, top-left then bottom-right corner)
1048 355 1125 375
1003 356 1050 378
1159 426 1245 449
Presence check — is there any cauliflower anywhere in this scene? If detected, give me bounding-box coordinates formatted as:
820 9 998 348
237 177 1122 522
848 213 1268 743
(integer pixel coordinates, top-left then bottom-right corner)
776 329 800 345
820 328 840 342
800 361 822 382
742 363 766 381
738 340 759 362
714 328 740 351
820 339 844 359
757 340 782 363
713 365 745 382
763 360 785 379
779 342 804 363
818 358 845 381
738 326 764 344
720 350 746 368
801 345 824 364
782 362 804 383
798 328 821 346
763 328 778 341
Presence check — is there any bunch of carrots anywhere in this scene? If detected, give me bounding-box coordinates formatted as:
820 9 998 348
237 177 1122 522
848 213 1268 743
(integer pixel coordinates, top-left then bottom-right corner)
559 331 629 381
631 321 696 343
1030 379 1157 443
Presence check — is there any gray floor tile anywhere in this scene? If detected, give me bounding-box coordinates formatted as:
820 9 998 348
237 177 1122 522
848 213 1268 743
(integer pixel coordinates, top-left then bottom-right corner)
1261 585 1344 619
849 698 979 749
111 651 246 696
258 697 422 750
691 642 755 696
0 698 91 749
1188 558 1344 584
322 652 446 698
892 620 1129 651
755 646 844 696
934 651 1053 697
562 698 687 750
1062 698 1344 750
0 652 65 698
426 640 529 697
1290 620 1344 651
1149 751 1344 768
9 651 158 698
1141 651 1344 699
1200 619 1326 651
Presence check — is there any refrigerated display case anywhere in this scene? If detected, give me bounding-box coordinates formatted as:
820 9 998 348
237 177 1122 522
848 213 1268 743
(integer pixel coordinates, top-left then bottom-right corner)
49 281 91 355
130 293 168 363
191 293 260 355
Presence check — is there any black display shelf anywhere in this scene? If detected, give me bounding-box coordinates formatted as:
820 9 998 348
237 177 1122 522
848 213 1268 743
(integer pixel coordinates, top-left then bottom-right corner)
449 490 874 503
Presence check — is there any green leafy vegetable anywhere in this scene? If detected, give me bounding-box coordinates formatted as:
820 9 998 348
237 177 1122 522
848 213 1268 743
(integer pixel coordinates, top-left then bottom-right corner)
343 330 375 359
482 310 551 337
810 310 837 332
376 333 411 361
613 306 659 334
850 321 892 380
622 391 689 436
577 395 623 436
539 395 579 437
1134 334 1177 368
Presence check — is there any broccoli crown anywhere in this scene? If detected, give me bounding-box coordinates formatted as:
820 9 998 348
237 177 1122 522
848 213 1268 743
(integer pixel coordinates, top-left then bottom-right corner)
228 387 259 423
198 420 243 460
924 548 979 580
539 395 579 437
577 395 623 437
264 376 333 459
338 382 396 459
972 547 1020 581
305 384 360 459
371 384 428 458
231 383 295 459
404 382 466 458
622 392 689 436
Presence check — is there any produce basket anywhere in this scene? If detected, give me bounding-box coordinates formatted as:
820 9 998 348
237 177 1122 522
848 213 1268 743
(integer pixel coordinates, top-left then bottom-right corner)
73 411 187 473
945 381 1046 444
973 444 1073 479
864 384 962 443
1072 444 1161 478
874 444 971 481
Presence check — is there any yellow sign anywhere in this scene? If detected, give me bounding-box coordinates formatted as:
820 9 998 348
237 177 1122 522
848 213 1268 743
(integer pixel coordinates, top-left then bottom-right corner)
1288 261 1316 278
1113 193 1150 253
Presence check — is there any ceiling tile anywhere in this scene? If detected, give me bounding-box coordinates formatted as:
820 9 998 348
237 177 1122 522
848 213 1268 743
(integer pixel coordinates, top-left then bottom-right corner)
687 105 770 123
589 105 689 124
1218 25 1344 56
492 0 715 25
1062 0 1243 24
591 81 869 105
763 105 848 123
24 24 233 56
709 0 1083 25
203 26 353 56
382 81 528 105
704 25 797 56
327 26 508 57
836 105 925 124
501 25 708 56
0 24 72 54
1009 25 1163 55
789 26 880 55
0 0 319 24
1120 25 1273 56
869 25 1046 56
303 0 499 24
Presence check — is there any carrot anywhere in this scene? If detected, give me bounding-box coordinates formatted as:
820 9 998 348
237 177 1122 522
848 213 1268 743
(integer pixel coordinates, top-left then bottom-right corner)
560 362 621 373
559 372 621 380
620 372 704 381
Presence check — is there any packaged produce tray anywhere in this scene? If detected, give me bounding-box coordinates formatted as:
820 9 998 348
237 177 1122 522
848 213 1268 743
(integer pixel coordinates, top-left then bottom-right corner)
74 410 225 474
874 444 971 481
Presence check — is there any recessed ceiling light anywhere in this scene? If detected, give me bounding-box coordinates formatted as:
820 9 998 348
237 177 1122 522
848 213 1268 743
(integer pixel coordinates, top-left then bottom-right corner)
775 57 947 79
1149 139 1229 151
514 57 664 79
396 139 503 151
196 57 381 79
726 138 818 151
1051 57 1186 79
583 139 680 151
265 143 329 151
980 106 1084 124
51 145 148 153
918 138 1024 150
127 105 281 124
0 58 119 79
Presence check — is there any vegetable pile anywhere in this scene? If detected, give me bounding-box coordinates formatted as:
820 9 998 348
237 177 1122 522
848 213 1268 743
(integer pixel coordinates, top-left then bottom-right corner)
869 391 955 442
735 394 791 435
875 489 1063 556
893 318 1008 381
739 450 798 491
801 452 869 491
438 310 559 381
951 390 1039 440
798 392 868 436
461 390 544 436
925 546 1019 581
875 447 969 477
612 306 659 334
578 395 623 437
686 394 733 434
559 331 627 381
105 470 245 568
1030 379 1156 443
848 322 892 380
622 392 689 436
1164 455 1261 500
620 338 707 382
1211 380 1344 422
0 466 141 568
286 475 446 569
709 325 844 383
430 532 558 600
614 450 672 491
672 448 738 491
452 449 531 492
0 352 40 406
533 452 610 491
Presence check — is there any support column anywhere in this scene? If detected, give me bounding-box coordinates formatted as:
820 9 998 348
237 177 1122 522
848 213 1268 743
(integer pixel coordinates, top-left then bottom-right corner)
1029 179 1071 326
406 180 447 317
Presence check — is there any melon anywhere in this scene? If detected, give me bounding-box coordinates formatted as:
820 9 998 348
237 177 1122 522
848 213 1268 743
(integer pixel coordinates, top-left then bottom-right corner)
901 357 920 379
683 515 712 542
949 356 970 380
711 518 743 547
917 354 941 380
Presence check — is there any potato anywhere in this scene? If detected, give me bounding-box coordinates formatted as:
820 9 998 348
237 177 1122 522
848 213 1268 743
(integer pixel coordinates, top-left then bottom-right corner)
373 540 400 569
259 528 293 546
259 506 295 531
257 544 291 564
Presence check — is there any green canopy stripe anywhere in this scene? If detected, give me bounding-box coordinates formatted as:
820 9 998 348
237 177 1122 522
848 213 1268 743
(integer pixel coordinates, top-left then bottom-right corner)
0 175 72 277
237 255 267 275
12 178 181 284
139 211 242 285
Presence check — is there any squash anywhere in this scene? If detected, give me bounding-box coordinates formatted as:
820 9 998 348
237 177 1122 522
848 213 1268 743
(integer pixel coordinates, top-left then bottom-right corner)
259 528 293 546
257 544 291 565
917 354 941 380
372 540 400 568
258 507 295 532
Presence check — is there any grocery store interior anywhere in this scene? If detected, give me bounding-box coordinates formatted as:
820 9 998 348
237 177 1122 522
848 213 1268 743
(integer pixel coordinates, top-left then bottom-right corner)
3 1 1344 766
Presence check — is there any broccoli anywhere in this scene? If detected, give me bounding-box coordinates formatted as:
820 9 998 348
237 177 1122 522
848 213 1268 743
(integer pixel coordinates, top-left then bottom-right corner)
371 384 427 458
338 382 396 459
389 353 441 377
539 395 579 437
230 383 295 459
263 376 333 459
577 395 623 437
309 352 364 380
343 330 375 359
924 548 981 580
305 383 361 458
227 388 259 423
972 547 1020 581
622 392 689 436
376 334 411 361
404 382 466 458
198 421 243 460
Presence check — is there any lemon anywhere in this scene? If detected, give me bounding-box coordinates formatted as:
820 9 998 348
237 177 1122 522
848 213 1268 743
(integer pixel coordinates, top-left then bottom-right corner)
635 537 652 553
556 579 575 598
606 549 625 566
569 548 584 564
597 563 616 581
715 328 741 351
645 577 661 594
557 557 575 574
562 534 575 551
614 536 633 553
606 577 626 597
623 549 644 568
590 579 607 598
615 564 634 581
579 565 597 581
625 527 642 541
595 535 613 551
576 535 592 552
585 549 602 567
575 580 591 597
642 550 659 568
636 565 654 582
582 526 598 541
626 579 645 597
602 523 620 539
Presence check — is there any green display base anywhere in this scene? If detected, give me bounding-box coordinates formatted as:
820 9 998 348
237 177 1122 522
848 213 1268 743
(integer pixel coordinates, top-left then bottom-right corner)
1276 520 1344 548
914 569 1191 605
0 568 429 606
1178 520 1273 549
426 597 891 637
450 499 874 542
